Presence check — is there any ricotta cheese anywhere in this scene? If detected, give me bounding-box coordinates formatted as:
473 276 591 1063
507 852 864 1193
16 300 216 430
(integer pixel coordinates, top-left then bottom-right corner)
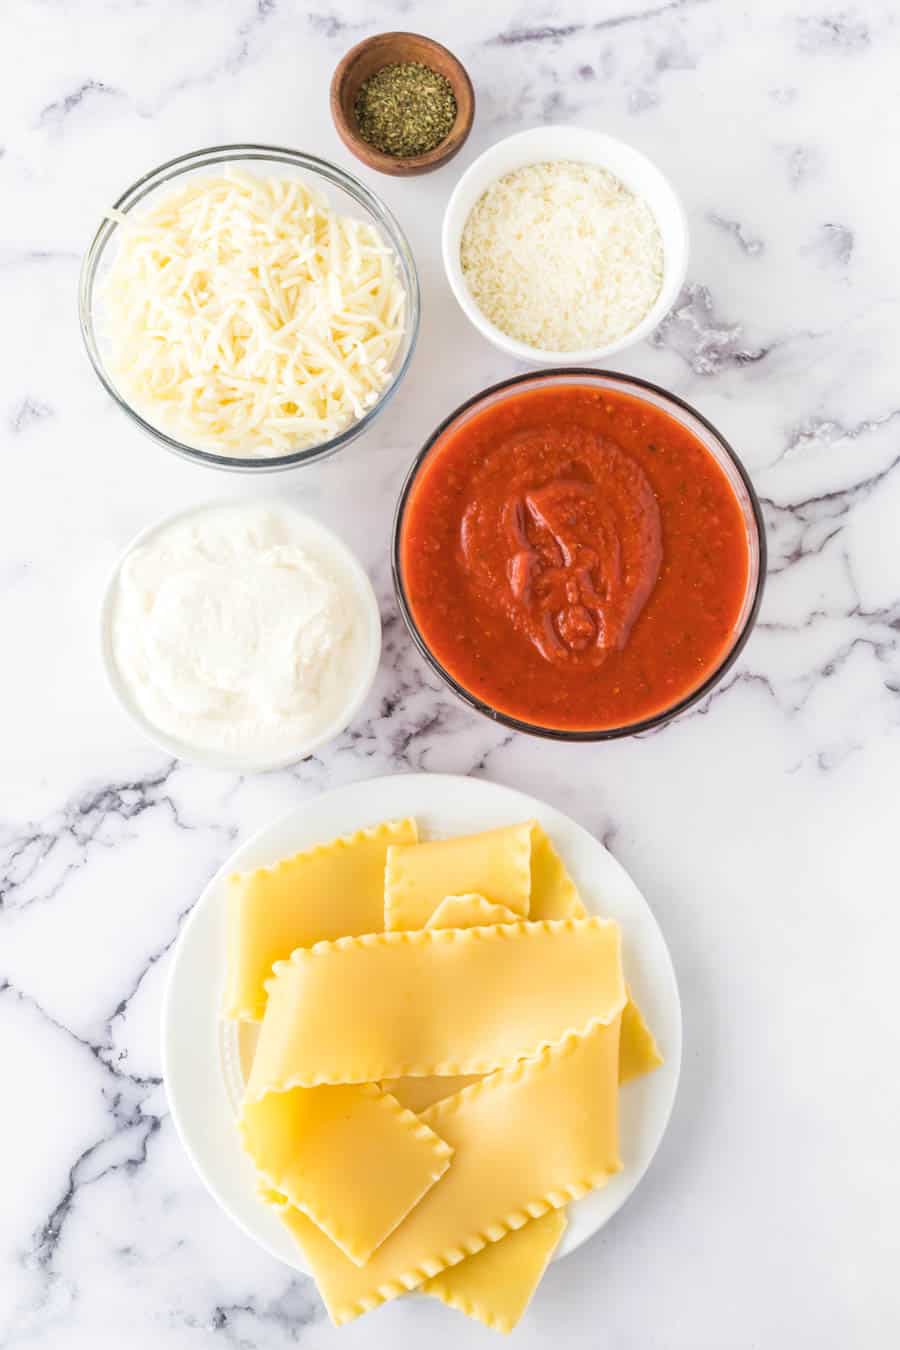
459 160 664 353
102 170 407 457
109 505 374 762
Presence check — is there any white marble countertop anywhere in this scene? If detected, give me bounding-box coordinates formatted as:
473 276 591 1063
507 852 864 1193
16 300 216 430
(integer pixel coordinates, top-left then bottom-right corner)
3 0 899 1344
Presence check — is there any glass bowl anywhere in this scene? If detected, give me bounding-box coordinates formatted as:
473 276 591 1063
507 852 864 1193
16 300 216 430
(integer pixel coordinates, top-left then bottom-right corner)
79 144 420 473
392 369 766 741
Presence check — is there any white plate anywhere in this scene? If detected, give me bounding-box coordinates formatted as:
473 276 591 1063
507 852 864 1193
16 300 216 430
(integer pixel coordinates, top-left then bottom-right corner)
162 773 682 1273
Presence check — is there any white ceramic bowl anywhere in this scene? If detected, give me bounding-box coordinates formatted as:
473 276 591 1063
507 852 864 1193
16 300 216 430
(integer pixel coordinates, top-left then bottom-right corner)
100 501 382 773
442 126 689 365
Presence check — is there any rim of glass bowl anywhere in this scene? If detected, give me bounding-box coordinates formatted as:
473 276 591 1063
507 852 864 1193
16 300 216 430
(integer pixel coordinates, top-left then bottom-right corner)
392 369 767 742
78 143 421 473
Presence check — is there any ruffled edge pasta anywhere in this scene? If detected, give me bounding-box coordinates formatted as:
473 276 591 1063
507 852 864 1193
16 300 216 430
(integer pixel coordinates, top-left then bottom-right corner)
224 817 418 1022
265 914 616 977
227 816 418 888
248 918 624 1093
243 1082 453 1266
422 1208 567 1332
426 895 523 929
271 1025 623 1325
383 822 534 930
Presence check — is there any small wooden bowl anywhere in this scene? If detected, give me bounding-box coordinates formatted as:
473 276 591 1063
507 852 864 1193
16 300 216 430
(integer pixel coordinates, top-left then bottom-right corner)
330 32 475 177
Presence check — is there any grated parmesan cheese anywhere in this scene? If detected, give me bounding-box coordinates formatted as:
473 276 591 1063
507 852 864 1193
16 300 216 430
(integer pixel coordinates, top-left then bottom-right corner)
102 170 407 457
459 161 664 353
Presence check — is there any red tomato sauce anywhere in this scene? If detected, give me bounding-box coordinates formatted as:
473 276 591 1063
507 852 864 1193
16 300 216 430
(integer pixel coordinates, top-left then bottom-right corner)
399 383 751 732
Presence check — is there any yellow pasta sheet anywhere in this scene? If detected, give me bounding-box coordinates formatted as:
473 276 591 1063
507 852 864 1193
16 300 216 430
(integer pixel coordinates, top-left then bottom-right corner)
382 1073 480 1114
385 894 522 1113
385 823 533 931
529 823 585 920
241 1083 452 1266
224 818 417 1021
229 818 450 1265
423 1209 567 1332
619 992 664 1083
247 917 625 1095
426 894 522 929
388 1007 661 1109
274 1018 623 1325
529 825 663 1084
416 890 567 1327
385 839 662 1112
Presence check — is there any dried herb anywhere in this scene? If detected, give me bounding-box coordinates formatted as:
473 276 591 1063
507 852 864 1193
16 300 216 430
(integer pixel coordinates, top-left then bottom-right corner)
355 61 457 158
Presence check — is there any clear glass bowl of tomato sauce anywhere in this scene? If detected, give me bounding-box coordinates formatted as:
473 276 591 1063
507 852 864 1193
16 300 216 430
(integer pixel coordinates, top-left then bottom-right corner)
392 370 766 741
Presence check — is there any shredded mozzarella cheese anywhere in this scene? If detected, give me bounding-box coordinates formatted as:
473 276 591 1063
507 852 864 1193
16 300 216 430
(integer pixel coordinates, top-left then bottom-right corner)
460 161 664 353
102 170 407 457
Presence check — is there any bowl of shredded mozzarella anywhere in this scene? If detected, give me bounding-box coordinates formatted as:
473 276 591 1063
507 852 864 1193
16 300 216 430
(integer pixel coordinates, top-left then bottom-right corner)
442 126 688 364
80 145 419 469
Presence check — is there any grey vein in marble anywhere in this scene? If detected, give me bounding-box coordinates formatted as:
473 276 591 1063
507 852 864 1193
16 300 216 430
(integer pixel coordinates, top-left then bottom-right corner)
807 221 855 267
39 81 125 131
795 12 871 52
649 283 772 374
488 0 711 45
9 398 53 433
708 212 765 256
1 764 186 914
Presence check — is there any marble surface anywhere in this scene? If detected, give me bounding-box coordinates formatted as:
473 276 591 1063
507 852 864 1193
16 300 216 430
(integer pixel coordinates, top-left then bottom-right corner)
2 0 899 1344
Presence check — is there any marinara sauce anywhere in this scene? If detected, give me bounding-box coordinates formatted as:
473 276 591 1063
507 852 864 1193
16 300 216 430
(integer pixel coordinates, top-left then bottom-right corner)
399 382 751 732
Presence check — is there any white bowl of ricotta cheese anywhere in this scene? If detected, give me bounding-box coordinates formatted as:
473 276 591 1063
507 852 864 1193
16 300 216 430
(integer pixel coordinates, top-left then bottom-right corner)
102 501 382 772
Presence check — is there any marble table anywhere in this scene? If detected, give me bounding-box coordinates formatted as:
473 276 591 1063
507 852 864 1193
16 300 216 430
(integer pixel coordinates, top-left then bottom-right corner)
3 1 899 1345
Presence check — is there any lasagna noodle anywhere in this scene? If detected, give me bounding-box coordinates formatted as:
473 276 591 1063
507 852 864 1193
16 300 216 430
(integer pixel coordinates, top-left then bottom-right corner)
385 843 662 1112
223 818 417 1021
389 1006 662 1109
241 1083 453 1266
247 918 625 1094
619 992 664 1084
422 1209 567 1332
383 1073 481 1114
386 871 579 1113
235 822 656 1327
426 894 523 929
384 823 533 931
530 826 663 1083
411 887 568 1329
529 823 585 920
273 1019 623 1325
386 858 583 1115
384 894 522 1113
230 819 452 1265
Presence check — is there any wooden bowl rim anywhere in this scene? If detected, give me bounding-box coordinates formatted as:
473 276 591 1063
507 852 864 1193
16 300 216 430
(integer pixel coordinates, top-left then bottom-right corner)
330 31 475 176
